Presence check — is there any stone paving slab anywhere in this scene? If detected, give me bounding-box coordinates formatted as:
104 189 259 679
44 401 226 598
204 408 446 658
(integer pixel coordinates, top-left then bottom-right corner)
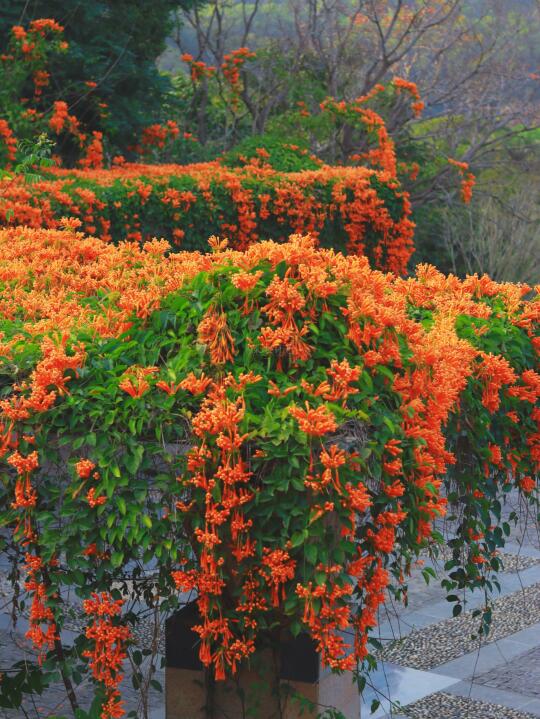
431 636 534 679
473 644 540 698
375 557 540 645
359 662 458 717
380 581 540 670
445 680 539 713
395 691 540 719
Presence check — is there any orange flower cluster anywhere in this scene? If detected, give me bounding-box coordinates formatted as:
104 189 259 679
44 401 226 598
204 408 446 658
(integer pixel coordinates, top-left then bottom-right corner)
32 69 50 96
0 162 415 273
181 53 216 83
477 352 517 412
0 119 17 166
178 373 262 679
79 131 104 169
76 458 96 478
322 92 398 178
138 121 181 154
448 157 476 204
10 18 64 60
7 18 67 79
119 365 158 398
198 308 236 364
48 100 79 135
289 403 337 436
26 18 64 37
8 450 39 511
392 77 425 117
83 593 131 719
86 487 107 508
23 553 57 660
1 19 110 171
222 47 256 109
0 229 537 696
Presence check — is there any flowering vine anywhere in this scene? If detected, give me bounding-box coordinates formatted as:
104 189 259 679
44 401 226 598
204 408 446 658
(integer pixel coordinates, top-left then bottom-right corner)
0 229 537 714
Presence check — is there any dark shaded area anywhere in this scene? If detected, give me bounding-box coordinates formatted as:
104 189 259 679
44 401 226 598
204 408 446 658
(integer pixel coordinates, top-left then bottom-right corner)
0 0 201 153
166 602 319 682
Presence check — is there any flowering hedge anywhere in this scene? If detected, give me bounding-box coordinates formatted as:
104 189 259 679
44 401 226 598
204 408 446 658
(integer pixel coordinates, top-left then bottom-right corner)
0 161 414 274
0 228 538 716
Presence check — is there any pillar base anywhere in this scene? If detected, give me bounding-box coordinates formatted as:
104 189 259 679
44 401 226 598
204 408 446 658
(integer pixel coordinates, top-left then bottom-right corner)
165 665 359 719
165 603 359 719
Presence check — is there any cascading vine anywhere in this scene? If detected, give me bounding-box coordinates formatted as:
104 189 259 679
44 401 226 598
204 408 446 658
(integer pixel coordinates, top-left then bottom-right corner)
0 230 538 716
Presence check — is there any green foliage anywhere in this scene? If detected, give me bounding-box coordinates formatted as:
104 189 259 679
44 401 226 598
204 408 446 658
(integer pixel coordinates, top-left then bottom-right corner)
0 0 202 154
0 134 54 183
221 134 322 172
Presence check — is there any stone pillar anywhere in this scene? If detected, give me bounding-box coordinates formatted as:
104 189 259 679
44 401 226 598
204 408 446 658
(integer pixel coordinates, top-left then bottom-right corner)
165 603 359 719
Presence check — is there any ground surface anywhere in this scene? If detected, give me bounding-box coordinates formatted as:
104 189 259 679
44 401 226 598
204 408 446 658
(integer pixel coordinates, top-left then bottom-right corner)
1 491 540 718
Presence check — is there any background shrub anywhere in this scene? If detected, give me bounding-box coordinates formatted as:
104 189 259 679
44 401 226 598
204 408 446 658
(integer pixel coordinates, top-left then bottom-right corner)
0 162 414 274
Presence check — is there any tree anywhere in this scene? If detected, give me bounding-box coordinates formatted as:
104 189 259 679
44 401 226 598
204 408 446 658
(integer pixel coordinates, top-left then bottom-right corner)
0 0 203 154
172 0 540 272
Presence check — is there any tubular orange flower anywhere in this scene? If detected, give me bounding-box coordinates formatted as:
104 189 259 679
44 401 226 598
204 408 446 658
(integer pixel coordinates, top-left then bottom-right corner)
119 365 158 398
198 308 236 365
289 402 337 436
86 487 106 507
0 119 17 165
261 548 296 606
83 593 130 719
477 352 517 412
76 458 95 478
12 475 38 509
8 450 39 475
519 476 536 493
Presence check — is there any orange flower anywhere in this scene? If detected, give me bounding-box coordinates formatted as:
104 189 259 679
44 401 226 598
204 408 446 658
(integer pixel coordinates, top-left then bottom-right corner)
178 371 212 395
519 476 536 494
0 119 17 165
477 352 516 412
198 308 236 365
232 270 263 293
324 359 361 403
346 482 371 512
79 131 104 169
289 403 337 436
119 366 158 398
8 450 39 475
119 376 149 398
384 480 405 497
12 475 37 509
488 443 503 467
86 487 106 508
261 548 296 606
448 158 476 204
83 593 130 718
156 380 181 395
23 554 57 658
76 458 95 478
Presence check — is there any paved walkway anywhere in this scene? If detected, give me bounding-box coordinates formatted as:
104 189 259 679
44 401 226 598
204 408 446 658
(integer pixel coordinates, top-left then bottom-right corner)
1 489 539 718
363 556 540 717
361 491 540 718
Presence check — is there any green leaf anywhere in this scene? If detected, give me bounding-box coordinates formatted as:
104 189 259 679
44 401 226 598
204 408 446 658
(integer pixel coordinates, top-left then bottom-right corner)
111 551 124 568
290 531 306 548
